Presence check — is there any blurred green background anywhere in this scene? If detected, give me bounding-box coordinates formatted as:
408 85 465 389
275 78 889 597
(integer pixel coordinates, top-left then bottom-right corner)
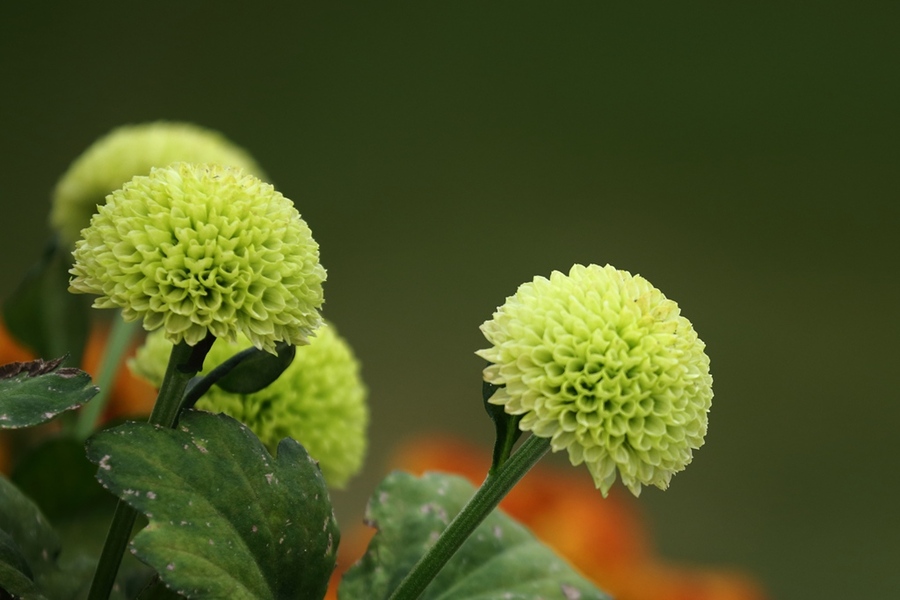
1 2 897 598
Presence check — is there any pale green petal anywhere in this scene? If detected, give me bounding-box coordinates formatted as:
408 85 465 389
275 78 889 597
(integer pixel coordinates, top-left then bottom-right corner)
478 264 713 497
51 122 265 247
70 162 325 352
129 323 368 488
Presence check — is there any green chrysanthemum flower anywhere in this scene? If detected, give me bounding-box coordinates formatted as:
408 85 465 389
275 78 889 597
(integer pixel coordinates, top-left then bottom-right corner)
51 122 265 247
69 162 325 353
476 264 713 497
129 323 368 488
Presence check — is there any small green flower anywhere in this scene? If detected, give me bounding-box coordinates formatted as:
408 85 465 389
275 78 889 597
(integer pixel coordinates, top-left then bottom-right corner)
51 122 265 246
477 264 713 497
69 162 325 352
130 323 368 488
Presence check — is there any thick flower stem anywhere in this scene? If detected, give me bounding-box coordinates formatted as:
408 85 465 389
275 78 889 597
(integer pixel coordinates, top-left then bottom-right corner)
387 434 551 600
87 337 213 600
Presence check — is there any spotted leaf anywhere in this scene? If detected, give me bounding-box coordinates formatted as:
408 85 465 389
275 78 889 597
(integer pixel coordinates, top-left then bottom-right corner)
86 410 338 600
0 357 98 429
339 471 609 600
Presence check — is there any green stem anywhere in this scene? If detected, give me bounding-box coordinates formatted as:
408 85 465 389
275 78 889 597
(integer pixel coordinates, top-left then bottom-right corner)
489 413 523 476
87 336 214 600
74 316 141 440
387 434 552 600
180 344 263 410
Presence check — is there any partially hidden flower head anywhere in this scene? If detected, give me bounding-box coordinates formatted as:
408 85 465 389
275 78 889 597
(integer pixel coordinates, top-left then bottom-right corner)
129 322 368 488
476 264 712 497
51 122 265 247
69 162 325 353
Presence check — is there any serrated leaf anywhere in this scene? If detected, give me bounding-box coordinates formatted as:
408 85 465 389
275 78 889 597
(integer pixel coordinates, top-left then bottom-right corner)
2 241 91 368
0 357 98 429
339 472 610 600
85 410 339 600
215 341 295 394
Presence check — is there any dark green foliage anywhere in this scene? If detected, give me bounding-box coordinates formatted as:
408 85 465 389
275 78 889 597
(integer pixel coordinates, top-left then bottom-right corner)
340 471 609 600
0 357 98 429
86 410 339 600
2 242 90 368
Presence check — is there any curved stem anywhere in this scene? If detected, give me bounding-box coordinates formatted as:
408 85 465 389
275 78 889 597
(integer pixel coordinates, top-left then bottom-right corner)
180 344 259 410
87 336 213 600
387 434 551 600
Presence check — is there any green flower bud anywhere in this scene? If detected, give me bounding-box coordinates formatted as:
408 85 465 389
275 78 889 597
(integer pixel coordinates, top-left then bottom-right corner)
476 264 713 497
51 122 265 247
129 323 368 488
69 162 325 353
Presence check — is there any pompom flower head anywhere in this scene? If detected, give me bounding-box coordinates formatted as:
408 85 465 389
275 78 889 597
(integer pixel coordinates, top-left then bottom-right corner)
69 162 325 353
129 323 368 488
477 264 712 497
51 122 264 246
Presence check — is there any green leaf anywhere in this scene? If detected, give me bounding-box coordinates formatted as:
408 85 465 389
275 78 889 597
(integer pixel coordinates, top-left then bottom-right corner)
214 341 296 394
339 471 610 600
0 476 59 599
0 475 134 600
0 357 99 429
181 342 296 411
135 575 187 600
85 410 339 600
2 240 91 367
0 529 33 581
0 563 47 600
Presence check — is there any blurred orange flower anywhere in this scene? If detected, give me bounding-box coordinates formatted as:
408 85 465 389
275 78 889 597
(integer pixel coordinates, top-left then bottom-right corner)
78 321 157 422
1 316 768 600
327 435 767 600
0 317 156 471
0 319 34 365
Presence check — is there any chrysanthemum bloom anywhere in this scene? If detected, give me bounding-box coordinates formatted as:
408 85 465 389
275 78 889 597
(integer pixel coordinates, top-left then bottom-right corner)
69 162 325 353
476 264 712 496
51 122 264 246
129 323 368 488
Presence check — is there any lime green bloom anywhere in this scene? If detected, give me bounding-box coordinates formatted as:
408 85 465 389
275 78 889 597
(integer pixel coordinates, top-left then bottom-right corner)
477 264 713 497
130 323 368 488
51 122 264 247
70 162 325 353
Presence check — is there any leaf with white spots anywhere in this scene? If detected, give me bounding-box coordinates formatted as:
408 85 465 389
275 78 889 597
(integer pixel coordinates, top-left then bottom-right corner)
339 472 609 600
86 410 339 600
0 357 98 429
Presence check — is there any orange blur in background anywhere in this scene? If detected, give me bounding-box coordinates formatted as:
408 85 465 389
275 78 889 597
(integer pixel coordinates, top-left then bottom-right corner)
0 318 156 471
1 319 766 600
327 436 768 600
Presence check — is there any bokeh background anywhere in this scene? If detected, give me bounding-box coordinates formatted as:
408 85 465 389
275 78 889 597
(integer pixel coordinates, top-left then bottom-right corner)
2 3 897 598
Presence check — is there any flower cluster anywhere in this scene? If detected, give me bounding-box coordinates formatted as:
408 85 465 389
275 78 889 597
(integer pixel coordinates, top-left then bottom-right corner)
69 162 325 353
130 323 368 488
51 122 264 246
477 264 712 496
